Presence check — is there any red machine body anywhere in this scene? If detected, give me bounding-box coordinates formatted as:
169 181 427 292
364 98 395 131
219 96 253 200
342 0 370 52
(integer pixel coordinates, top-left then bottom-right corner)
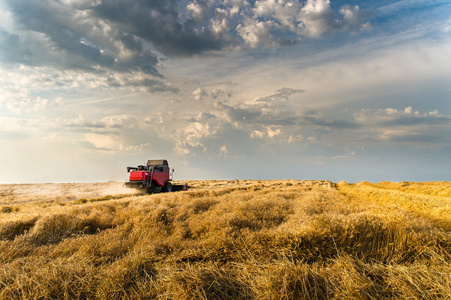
125 159 186 193
129 171 149 182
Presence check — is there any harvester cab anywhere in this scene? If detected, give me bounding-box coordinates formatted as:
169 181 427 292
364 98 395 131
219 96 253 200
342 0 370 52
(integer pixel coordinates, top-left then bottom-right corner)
125 159 186 193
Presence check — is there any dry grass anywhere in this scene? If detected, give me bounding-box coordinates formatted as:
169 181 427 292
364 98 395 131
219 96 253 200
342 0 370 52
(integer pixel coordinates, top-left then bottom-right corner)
0 180 450 299
337 181 451 230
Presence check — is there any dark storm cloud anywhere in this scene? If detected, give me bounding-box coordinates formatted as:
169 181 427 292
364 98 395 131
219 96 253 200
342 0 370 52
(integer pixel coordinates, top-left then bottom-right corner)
0 29 24 64
3 0 370 65
1 0 370 93
91 0 227 56
3 0 230 72
4 0 163 79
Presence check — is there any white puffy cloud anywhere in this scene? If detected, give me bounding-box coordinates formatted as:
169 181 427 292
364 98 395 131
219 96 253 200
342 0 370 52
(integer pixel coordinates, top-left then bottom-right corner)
210 9 231 36
296 0 370 37
101 115 138 129
251 126 283 139
298 0 337 37
232 0 370 47
186 1 205 22
236 19 280 48
254 0 302 29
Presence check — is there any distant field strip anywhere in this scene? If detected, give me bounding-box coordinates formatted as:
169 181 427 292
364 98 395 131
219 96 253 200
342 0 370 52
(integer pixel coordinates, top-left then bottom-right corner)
0 182 141 205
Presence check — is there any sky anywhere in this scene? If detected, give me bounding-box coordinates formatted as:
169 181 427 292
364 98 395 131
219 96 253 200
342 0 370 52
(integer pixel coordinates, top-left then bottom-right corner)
0 0 450 183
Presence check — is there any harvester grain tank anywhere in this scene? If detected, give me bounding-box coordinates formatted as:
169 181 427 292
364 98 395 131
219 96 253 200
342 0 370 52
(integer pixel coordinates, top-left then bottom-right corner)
125 159 187 193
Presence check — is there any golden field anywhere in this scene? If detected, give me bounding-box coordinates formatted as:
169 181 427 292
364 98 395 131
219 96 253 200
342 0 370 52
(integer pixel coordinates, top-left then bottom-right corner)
0 180 450 299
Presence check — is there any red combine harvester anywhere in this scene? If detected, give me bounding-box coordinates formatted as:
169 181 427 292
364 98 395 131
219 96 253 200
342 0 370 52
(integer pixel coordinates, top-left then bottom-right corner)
125 159 187 193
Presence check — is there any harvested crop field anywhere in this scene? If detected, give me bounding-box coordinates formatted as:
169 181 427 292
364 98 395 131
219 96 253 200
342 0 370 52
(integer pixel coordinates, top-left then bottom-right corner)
0 180 450 299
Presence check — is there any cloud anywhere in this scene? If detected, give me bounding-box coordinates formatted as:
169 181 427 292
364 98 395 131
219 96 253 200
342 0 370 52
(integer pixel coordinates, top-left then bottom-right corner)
192 88 209 101
254 87 305 103
0 64 177 116
0 29 24 64
300 112 360 130
348 107 451 146
91 0 228 56
1 0 174 94
5 0 119 70
84 133 120 151
298 0 338 37
236 19 287 48
0 0 370 100
172 87 367 157
3 0 371 63
353 107 449 126
236 0 370 46
173 85 451 160
377 0 451 16
251 126 282 139
339 5 372 32
0 112 163 155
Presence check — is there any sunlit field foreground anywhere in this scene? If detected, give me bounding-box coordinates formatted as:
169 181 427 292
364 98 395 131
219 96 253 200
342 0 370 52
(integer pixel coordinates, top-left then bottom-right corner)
1 180 450 299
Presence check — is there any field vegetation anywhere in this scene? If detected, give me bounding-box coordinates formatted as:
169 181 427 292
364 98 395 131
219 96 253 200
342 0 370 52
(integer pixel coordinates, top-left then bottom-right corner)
0 180 450 299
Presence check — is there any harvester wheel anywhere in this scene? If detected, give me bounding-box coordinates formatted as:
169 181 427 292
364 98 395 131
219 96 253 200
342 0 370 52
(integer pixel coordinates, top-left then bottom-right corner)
149 185 162 194
164 182 173 193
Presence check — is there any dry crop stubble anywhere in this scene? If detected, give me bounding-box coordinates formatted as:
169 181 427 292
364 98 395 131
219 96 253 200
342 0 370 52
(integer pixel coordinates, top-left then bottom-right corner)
337 181 451 230
0 180 450 299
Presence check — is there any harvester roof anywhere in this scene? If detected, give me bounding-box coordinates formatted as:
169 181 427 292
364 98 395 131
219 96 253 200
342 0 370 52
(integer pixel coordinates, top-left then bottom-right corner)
147 159 168 167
